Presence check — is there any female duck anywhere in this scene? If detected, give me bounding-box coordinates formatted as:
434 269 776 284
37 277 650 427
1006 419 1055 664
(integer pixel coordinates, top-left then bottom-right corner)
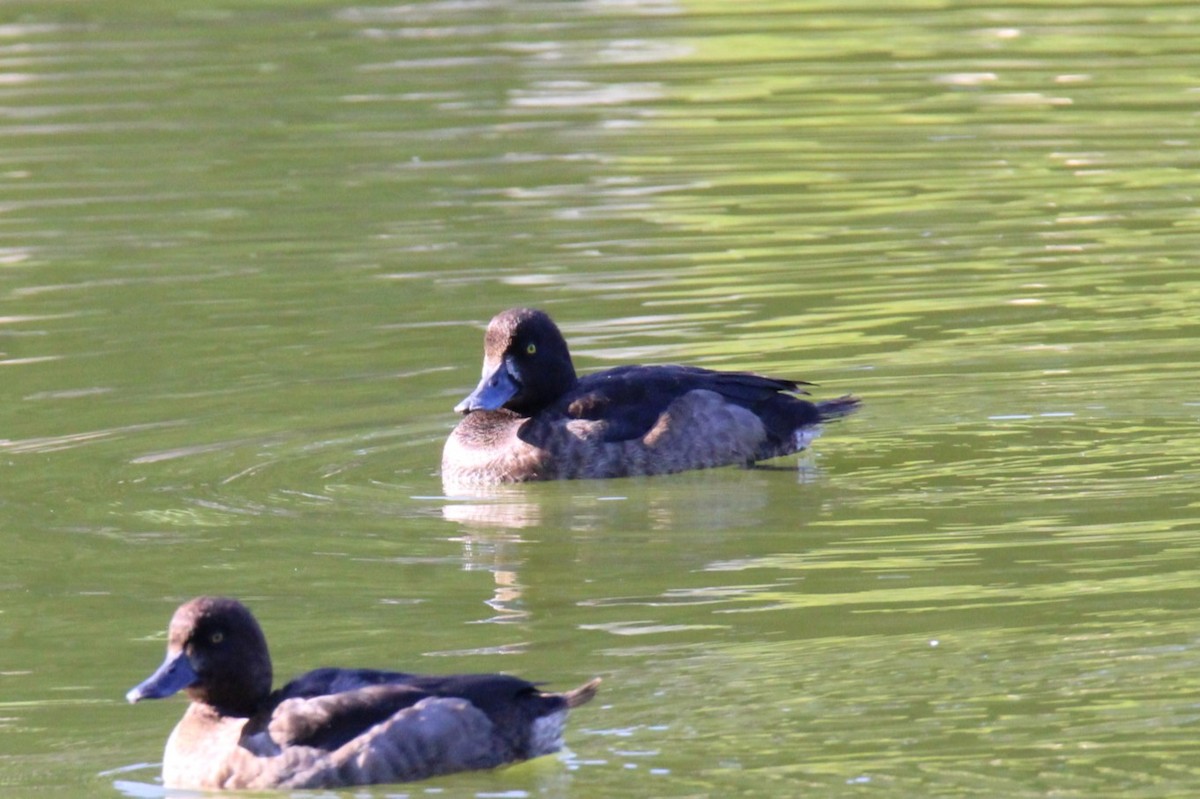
443 308 859 484
126 597 599 790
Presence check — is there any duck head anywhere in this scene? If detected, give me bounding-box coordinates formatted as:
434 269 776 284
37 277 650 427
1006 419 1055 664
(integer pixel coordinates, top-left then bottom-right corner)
455 308 578 416
127 596 273 718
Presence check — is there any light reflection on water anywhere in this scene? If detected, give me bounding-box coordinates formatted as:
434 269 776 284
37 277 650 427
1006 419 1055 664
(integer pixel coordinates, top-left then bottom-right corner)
1 0 1198 797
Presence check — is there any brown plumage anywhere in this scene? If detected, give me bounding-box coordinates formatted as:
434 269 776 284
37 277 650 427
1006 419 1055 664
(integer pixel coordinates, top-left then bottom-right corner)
126 597 599 790
443 308 860 485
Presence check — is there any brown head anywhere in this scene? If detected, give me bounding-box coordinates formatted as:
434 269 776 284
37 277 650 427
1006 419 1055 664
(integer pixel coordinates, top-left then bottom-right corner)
126 597 273 717
454 308 578 416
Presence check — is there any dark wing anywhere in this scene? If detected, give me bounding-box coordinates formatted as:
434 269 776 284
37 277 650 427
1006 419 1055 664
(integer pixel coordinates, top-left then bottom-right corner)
264 669 554 752
567 365 809 443
277 667 418 698
392 673 552 720
392 674 569 760
262 687 429 751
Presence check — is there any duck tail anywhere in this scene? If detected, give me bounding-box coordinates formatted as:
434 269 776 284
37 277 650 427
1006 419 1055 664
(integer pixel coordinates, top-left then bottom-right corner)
563 677 601 708
816 394 861 421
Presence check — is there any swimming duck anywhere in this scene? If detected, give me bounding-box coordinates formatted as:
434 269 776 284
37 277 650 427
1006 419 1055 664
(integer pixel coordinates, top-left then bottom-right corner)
126 597 599 790
442 307 860 484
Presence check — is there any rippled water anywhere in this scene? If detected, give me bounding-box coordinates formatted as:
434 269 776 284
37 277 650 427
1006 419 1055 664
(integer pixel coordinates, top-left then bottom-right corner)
2 1 1198 797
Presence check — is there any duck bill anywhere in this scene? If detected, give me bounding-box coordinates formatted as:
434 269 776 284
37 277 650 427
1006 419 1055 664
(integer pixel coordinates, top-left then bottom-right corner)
126 650 199 704
455 358 519 413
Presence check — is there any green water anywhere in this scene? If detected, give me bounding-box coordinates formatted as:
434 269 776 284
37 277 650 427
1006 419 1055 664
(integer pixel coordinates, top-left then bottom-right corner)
2 1 1198 796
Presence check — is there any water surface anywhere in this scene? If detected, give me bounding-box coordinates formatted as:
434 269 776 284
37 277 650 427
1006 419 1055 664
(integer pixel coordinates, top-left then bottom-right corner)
1 1 1198 797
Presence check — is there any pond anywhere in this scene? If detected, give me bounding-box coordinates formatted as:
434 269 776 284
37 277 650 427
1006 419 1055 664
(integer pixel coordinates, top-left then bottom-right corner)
1 1 1198 797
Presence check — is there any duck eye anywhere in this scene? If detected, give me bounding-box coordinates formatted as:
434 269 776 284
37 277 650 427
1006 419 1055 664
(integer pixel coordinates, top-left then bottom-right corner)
525 343 537 355
210 631 225 645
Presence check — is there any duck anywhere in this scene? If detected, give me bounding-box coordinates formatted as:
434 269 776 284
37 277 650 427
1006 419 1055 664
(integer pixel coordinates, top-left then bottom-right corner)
126 596 600 791
442 307 860 484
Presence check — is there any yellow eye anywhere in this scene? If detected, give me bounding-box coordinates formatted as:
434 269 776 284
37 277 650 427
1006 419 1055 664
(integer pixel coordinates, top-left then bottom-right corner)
210 632 224 644
525 343 537 355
